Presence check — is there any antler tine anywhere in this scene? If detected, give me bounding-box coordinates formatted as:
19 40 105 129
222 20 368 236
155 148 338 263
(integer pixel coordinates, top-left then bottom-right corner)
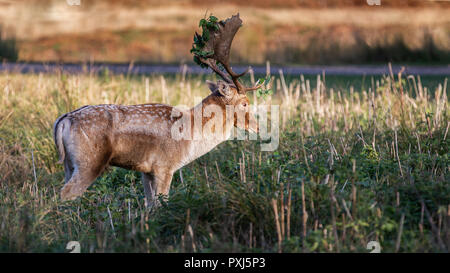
244 71 272 92
199 58 233 84
198 58 249 90
222 64 250 92
245 82 265 92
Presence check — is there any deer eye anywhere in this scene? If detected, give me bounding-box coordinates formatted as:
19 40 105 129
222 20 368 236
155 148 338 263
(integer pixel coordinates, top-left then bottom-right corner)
242 102 247 107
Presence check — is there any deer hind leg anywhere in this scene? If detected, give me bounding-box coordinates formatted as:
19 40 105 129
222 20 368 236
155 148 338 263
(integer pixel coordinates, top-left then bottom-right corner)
61 155 110 201
61 169 92 201
63 156 74 184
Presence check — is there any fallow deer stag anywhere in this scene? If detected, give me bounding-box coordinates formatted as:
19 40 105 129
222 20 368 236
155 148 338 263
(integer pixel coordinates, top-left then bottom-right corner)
53 14 264 206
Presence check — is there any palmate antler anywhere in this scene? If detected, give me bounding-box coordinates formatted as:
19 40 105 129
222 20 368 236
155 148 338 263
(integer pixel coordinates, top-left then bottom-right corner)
191 14 264 94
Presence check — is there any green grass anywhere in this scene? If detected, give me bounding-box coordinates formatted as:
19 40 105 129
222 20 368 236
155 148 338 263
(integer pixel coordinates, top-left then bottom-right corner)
0 70 448 252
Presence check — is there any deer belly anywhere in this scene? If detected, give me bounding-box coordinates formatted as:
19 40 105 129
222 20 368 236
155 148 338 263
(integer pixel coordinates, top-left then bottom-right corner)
109 135 160 172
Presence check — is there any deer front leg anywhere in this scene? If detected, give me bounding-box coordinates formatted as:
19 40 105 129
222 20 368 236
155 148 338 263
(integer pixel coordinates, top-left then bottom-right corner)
142 169 173 209
155 170 174 200
142 172 156 208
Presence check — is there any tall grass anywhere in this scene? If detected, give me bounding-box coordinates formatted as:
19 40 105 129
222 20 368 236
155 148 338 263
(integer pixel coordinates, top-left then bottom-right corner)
0 68 448 252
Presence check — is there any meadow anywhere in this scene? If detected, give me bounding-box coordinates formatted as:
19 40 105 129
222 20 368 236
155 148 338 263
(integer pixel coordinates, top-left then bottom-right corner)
0 68 448 252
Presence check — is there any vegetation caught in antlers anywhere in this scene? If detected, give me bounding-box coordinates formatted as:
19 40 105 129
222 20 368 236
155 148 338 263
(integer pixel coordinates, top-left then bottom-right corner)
191 13 271 95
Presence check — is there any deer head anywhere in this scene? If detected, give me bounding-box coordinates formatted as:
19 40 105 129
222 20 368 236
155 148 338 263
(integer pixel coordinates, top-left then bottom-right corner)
192 14 264 135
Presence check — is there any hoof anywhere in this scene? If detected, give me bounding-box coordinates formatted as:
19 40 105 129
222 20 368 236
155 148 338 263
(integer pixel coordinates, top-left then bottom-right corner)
60 184 82 201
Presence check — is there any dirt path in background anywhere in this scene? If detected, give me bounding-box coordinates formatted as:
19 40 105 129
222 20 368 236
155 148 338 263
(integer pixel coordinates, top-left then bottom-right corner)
1 63 448 76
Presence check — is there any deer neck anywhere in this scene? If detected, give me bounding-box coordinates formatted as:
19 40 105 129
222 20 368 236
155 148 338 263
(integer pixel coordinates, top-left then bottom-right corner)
182 94 233 164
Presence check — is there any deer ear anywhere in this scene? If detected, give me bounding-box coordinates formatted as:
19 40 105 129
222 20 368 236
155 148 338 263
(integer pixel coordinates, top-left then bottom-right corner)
206 80 218 93
217 81 234 98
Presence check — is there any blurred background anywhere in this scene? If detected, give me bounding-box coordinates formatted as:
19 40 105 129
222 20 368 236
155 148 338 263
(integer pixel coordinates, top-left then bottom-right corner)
0 0 449 65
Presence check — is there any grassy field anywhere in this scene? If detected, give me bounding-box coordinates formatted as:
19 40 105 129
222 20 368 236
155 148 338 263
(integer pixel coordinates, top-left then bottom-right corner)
0 69 448 252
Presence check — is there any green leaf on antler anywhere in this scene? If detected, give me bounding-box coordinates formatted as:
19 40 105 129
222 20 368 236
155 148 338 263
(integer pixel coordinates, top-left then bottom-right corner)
256 88 273 98
255 76 273 98
191 14 242 69
256 75 271 86
191 14 253 93
191 14 225 67
202 27 210 42
199 19 207 27
209 15 218 23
